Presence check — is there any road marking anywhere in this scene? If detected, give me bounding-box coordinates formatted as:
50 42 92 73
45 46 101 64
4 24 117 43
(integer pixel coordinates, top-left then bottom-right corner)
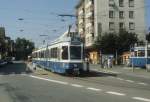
132 97 150 102
29 75 68 85
106 91 126 96
138 82 148 86
92 69 98 71
87 87 101 91
91 69 120 74
125 80 134 83
71 84 84 88
20 74 27 76
117 78 124 81
106 70 120 74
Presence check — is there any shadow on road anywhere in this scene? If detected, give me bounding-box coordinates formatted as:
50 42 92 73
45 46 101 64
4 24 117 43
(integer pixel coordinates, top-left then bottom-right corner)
77 71 117 78
65 71 118 78
0 62 32 75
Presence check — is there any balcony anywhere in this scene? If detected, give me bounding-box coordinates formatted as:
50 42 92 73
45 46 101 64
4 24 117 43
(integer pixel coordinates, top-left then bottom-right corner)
86 12 93 18
85 0 93 8
109 0 115 7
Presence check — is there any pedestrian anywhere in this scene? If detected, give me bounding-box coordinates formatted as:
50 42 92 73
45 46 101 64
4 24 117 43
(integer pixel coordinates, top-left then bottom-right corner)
85 54 90 72
32 62 36 70
108 57 112 68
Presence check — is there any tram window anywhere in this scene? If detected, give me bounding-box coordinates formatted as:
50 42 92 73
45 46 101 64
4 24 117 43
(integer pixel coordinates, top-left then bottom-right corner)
51 47 58 58
62 46 68 60
70 46 81 59
48 49 51 58
148 50 150 57
51 49 54 58
42 51 44 58
134 51 138 57
138 50 145 57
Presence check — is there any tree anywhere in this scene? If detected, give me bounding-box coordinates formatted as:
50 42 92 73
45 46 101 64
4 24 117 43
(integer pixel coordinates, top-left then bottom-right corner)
93 31 138 55
117 30 138 55
94 33 118 55
14 38 34 60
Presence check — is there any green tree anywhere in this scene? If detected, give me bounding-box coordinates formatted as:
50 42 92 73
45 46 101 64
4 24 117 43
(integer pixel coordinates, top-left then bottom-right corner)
93 31 138 55
15 38 34 60
117 30 138 55
94 33 118 55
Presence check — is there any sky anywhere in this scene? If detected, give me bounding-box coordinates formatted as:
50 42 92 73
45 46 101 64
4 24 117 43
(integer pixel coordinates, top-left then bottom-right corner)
0 0 149 47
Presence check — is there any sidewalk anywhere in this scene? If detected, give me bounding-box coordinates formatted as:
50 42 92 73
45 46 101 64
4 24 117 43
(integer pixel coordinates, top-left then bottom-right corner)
90 64 150 79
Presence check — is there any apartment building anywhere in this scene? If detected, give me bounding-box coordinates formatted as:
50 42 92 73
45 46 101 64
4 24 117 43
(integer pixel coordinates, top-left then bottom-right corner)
76 0 146 64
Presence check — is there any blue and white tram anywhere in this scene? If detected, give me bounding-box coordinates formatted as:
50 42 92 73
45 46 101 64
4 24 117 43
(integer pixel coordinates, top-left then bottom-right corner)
32 37 84 74
130 46 150 68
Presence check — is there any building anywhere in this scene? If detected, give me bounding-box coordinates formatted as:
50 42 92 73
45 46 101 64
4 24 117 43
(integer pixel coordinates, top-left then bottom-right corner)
0 27 5 40
76 0 146 64
0 27 6 59
0 27 14 59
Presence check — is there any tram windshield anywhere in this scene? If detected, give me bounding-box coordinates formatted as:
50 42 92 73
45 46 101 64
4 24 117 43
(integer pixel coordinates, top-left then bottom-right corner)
138 50 145 57
70 46 81 60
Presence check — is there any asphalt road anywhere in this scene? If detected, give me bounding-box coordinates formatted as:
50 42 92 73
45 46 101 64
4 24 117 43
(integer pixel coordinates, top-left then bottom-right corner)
0 62 150 102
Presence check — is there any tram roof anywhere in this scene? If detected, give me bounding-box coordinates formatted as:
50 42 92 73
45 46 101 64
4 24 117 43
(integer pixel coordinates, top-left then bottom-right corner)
34 29 82 51
132 45 150 50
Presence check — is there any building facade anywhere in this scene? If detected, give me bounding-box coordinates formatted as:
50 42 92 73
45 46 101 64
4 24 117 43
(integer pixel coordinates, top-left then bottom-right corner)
0 27 6 59
76 0 146 64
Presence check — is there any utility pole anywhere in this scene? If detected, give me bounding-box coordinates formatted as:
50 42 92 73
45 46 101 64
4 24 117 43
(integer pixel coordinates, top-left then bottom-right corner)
146 40 148 72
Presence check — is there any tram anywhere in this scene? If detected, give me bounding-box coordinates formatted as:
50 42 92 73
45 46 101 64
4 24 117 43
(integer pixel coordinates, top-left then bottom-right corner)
32 32 84 74
130 45 150 68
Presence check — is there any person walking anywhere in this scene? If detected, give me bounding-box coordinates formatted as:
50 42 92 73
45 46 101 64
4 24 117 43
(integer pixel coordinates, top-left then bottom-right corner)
108 57 112 68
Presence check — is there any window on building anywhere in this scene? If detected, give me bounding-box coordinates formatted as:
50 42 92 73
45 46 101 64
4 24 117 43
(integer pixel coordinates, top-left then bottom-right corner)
119 22 124 30
119 11 124 19
119 0 124 7
109 0 114 7
109 10 114 18
129 11 134 19
109 22 115 30
129 22 135 30
129 0 134 7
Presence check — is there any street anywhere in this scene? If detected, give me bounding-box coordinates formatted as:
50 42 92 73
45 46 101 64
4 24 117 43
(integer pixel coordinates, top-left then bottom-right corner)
0 62 150 102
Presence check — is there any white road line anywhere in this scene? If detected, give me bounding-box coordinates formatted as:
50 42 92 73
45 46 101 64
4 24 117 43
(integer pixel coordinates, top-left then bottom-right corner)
106 71 120 74
87 87 101 91
106 91 126 96
132 97 150 102
71 84 84 88
92 69 98 71
29 75 68 85
138 82 148 86
125 80 134 83
117 78 124 81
